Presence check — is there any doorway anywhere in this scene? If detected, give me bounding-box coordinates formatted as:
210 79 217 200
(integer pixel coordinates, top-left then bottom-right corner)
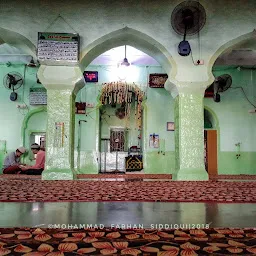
204 108 218 175
204 130 218 175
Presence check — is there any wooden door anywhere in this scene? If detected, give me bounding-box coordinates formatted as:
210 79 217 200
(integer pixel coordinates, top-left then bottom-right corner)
205 130 218 175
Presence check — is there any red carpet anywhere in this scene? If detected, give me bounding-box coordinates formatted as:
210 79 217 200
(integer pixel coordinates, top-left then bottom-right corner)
0 174 173 180
0 174 41 180
0 227 255 255
2 174 256 181
78 174 173 180
0 180 255 203
209 175 256 180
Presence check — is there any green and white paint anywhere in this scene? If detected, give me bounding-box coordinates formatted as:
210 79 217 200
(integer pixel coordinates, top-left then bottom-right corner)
0 64 255 177
0 0 256 179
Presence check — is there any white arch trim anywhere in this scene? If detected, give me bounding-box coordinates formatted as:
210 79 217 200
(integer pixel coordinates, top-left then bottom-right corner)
80 27 176 78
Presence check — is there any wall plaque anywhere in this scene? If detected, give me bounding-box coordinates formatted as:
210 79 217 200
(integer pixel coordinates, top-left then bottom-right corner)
29 88 47 105
149 73 168 88
37 32 79 65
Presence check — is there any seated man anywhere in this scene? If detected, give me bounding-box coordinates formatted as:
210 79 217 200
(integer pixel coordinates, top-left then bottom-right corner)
20 143 45 175
2 147 26 174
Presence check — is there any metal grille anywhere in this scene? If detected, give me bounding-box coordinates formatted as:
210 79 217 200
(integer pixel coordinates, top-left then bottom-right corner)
110 130 125 152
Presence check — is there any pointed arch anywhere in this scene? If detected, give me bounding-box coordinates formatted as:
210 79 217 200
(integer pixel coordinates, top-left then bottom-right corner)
0 26 36 58
80 27 176 77
208 30 256 77
204 106 219 130
21 107 47 146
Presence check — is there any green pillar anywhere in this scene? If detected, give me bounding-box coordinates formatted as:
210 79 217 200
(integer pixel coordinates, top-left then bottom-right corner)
37 65 84 180
173 88 208 180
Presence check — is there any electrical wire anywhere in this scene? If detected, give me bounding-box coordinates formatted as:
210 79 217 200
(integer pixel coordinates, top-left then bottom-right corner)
197 0 202 60
188 0 202 66
43 14 78 34
189 46 199 66
145 66 149 100
16 65 29 116
231 87 256 108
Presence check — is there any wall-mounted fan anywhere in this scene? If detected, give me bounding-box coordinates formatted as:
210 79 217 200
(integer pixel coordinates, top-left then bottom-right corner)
3 72 24 101
213 74 232 102
171 1 206 56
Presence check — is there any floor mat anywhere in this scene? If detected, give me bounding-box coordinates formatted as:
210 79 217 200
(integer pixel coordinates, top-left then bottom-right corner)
0 174 41 180
78 174 173 180
0 174 173 180
0 227 255 255
0 180 255 203
2 174 256 181
209 175 256 180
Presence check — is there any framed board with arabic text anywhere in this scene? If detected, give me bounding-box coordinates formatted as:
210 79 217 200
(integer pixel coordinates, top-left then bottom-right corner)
29 88 47 105
37 32 79 65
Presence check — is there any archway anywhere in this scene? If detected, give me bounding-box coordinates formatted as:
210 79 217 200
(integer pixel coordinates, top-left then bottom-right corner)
76 28 175 174
207 30 256 176
204 107 219 175
0 26 36 59
21 107 47 164
98 82 144 173
208 31 255 77
80 27 176 76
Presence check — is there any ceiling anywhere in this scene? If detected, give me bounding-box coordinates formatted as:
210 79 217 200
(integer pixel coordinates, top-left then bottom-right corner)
0 43 255 67
90 46 159 66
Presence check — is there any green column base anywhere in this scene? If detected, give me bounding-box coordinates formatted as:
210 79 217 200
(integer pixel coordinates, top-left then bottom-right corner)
172 168 209 181
42 169 76 180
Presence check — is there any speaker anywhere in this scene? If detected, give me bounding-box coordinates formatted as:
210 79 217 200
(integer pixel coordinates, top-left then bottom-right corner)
10 92 18 101
178 40 191 56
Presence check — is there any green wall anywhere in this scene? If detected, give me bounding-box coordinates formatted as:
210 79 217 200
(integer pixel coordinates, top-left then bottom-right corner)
0 64 256 175
74 65 175 173
204 67 256 175
0 64 43 172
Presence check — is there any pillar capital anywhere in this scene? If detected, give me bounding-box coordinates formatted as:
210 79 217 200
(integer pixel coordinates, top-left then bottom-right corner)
37 65 84 93
176 81 210 95
165 68 215 98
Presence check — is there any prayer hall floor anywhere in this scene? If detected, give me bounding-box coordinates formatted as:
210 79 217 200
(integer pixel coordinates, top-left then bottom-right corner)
0 180 255 203
0 227 255 255
0 202 255 228
0 178 255 255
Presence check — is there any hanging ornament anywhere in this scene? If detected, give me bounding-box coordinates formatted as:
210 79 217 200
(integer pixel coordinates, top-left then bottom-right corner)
100 81 144 129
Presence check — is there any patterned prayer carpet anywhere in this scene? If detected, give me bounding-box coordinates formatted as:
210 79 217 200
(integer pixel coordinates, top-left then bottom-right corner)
209 175 256 180
2 174 256 181
0 174 41 180
0 180 255 203
0 174 173 180
78 174 173 180
0 227 255 255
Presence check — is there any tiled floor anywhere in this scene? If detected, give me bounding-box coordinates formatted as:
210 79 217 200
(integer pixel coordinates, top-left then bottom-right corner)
0 202 255 228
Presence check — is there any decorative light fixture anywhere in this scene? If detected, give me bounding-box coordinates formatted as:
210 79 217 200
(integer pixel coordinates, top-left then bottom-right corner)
121 45 130 66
